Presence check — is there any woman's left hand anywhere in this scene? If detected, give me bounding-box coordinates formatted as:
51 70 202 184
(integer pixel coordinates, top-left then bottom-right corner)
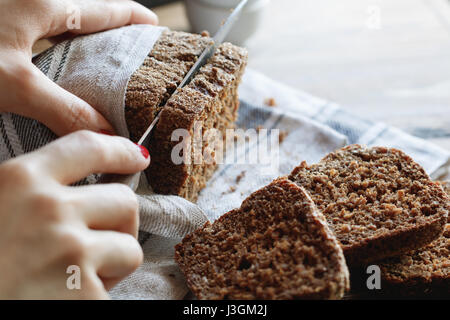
0 0 158 136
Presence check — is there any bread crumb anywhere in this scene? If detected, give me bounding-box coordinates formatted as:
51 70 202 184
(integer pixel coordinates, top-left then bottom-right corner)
236 171 246 184
201 30 210 37
279 131 288 144
222 185 237 195
264 97 277 107
383 204 403 217
443 224 450 237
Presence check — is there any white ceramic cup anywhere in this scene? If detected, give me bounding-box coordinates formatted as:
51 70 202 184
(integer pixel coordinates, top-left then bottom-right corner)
185 0 269 46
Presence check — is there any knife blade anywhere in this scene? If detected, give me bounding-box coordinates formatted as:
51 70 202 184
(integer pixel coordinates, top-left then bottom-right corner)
138 0 249 149
99 0 248 191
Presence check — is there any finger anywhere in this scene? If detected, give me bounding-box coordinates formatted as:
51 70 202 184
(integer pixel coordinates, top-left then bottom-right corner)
1 61 114 136
40 0 158 39
81 270 111 299
30 130 150 184
88 230 143 284
101 277 125 291
68 184 139 238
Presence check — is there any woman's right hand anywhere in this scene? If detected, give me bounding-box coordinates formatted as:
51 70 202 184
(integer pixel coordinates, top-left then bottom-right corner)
0 130 150 299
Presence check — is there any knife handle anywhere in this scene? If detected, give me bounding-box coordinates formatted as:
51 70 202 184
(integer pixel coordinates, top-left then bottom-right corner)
97 172 141 192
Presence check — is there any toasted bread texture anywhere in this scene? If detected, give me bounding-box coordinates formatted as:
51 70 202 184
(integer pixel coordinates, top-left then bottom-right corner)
378 181 449 294
288 145 448 266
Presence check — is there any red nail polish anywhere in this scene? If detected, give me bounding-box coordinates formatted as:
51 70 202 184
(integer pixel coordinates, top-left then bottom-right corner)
135 143 150 159
99 129 114 136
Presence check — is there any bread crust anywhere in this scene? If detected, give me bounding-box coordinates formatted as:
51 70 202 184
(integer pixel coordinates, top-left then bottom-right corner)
343 213 446 265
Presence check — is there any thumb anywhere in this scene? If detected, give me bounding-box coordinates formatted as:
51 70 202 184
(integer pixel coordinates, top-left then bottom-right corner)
6 62 114 136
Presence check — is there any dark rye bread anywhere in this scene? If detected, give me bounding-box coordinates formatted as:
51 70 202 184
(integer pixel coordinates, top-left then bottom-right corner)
125 30 247 202
175 178 350 300
288 145 448 266
378 181 449 294
125 31 213 141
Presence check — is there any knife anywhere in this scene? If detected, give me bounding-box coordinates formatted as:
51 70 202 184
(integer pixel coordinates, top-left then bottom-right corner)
99 0 249 191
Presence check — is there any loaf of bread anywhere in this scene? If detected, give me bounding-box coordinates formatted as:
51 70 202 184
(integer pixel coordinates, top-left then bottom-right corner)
288 145 448 266
175 178 350 300
378 181 449 294
125 31 248 201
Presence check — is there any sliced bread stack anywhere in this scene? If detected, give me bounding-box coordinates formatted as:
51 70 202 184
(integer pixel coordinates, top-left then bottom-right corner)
126 30 248 202
175 145 448 299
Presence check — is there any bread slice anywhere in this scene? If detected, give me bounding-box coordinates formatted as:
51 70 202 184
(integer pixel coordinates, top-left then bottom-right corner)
126 31 213 142
175 178 350 300
288 145 448 266
378 181 449 294
125 31 247 202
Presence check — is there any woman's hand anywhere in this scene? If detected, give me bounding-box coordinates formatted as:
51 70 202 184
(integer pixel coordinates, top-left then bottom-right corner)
0 0 158 136
0 131 150 299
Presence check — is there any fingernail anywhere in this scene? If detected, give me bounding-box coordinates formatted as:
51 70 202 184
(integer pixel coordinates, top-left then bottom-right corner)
135 143 150 159
99 129 114 136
